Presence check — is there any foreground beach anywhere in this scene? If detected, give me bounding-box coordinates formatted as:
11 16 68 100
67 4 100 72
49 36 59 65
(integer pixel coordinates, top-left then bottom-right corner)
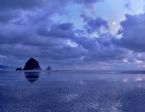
0 70 145 112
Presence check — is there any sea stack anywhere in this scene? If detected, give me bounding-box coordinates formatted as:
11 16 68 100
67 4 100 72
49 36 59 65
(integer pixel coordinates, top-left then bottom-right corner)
46 66 51 71
23 58 41 70
16 67 22 71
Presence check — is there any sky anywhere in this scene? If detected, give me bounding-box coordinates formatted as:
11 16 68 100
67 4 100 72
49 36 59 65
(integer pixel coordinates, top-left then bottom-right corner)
0 0 145 70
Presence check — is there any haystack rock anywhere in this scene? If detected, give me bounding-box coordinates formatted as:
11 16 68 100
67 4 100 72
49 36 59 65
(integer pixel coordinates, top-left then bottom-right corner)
23 58 41 70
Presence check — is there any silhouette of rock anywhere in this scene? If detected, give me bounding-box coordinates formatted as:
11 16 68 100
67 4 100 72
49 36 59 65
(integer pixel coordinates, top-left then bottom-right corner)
23 58 41 70
46 66 51 71
25 72 40 83
16 68 22 71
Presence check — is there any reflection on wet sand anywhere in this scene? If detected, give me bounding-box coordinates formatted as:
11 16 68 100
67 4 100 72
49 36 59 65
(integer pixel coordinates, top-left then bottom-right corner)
24 72 40 83
1 71 145 112
121 88 145 112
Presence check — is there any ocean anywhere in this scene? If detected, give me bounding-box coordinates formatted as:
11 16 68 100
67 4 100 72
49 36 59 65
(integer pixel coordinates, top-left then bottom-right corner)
0 70 145 112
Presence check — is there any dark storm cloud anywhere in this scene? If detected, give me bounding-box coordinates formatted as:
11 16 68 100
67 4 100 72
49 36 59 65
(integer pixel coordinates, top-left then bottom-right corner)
114 14 145 52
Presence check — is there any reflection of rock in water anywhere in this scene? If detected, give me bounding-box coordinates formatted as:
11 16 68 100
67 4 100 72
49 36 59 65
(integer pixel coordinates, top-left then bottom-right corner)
24 72 40 83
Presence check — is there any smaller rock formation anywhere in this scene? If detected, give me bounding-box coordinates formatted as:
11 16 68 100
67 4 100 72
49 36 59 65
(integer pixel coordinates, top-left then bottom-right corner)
16 67 22 71
46 66 51 71
23 58 41 70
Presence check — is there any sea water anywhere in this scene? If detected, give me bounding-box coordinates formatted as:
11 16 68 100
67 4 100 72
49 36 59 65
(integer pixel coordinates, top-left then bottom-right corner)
0 70 145 112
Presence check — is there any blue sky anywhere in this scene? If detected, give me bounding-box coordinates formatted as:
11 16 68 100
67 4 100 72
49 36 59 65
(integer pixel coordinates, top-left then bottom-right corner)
0 0 145 70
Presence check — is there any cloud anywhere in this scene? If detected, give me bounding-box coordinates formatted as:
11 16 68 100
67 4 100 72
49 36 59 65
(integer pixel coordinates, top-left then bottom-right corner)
74 0 102 5
0 0 70 23
0 10 19 23
74 33 126 62
0 0 133 69
0 17 126 68
0 0 43 10
37 23 75 39
123 0 131 10
115 13 145 52
81 16 109 33
0 0 104 24
37 20 126 62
